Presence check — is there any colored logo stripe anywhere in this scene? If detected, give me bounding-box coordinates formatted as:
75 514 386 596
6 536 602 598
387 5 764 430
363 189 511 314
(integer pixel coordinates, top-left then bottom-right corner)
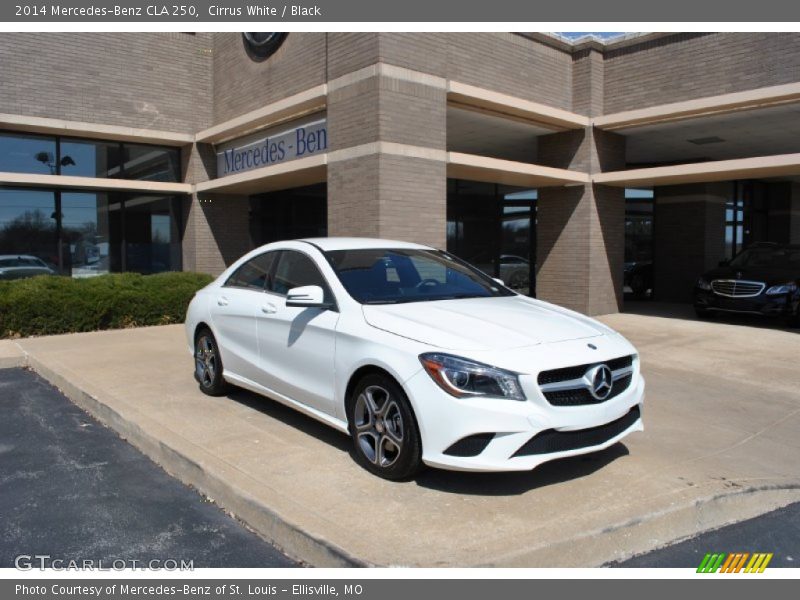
697 552 773 573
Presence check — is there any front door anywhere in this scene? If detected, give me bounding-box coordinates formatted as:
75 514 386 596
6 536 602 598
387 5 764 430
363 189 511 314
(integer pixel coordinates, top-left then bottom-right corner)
256 249 339 416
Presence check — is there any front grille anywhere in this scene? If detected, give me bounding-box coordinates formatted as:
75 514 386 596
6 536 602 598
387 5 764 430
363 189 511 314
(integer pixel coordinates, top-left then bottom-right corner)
711 279 765 298
544 374 633 407
512 406 641 457
537 355 634 406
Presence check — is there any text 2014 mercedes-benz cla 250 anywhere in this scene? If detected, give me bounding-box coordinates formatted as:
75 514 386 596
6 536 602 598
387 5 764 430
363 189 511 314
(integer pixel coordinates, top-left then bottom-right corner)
185 238 644 480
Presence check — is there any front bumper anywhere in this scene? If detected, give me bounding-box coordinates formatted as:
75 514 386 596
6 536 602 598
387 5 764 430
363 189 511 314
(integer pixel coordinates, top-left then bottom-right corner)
403 340 645 472
694 288 794 317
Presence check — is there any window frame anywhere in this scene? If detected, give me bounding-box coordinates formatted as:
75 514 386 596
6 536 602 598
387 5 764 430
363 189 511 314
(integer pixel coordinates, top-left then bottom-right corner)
223 250 279 292
267 249 338 311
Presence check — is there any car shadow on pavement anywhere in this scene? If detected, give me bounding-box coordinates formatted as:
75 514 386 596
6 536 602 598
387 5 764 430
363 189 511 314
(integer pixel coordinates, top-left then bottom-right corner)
414 443 630 496
224 387 352 453
221 386 630 496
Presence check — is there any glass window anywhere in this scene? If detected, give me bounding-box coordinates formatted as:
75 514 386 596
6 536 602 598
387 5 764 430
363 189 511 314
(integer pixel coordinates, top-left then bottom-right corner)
60 139 122 178
123 195 181 274
122 144 180 182
326 248 514 305
447 180 536 296
270 250 332 301
61 192 114 277
0 133 58 175
225 252 277 290
0 188 59 271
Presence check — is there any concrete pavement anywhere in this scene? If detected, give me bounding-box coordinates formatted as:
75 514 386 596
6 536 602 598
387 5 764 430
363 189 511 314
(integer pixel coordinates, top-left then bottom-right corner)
1 306 799 566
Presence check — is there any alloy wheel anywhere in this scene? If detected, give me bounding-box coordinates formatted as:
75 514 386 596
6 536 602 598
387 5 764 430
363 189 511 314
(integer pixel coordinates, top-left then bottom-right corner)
353 385 405 468
195 335 217 388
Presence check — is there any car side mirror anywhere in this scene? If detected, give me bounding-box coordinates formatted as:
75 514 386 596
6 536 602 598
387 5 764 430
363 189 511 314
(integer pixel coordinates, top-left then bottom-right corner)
286 285 330 309
718 259 730 267
492 278 505 286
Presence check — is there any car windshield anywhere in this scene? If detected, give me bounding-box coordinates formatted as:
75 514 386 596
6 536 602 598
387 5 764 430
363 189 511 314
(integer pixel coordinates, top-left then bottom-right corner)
325 248 515 304
729 246 800 269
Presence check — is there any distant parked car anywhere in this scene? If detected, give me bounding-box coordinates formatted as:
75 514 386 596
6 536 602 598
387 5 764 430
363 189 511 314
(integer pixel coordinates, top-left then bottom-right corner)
624 261 653 298
694 243 800 326
0 255 56 280
498 254 531 290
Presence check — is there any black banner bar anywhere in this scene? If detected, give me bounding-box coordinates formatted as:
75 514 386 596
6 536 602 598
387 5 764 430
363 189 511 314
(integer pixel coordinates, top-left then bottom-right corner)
2 0 800 22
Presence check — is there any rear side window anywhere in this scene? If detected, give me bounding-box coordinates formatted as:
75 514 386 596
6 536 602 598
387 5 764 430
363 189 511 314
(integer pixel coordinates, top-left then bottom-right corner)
224 252 277 291
270 250 333 302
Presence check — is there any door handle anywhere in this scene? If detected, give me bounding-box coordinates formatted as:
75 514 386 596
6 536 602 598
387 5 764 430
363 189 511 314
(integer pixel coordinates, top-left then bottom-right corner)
217 296 229 307
261 303 277 314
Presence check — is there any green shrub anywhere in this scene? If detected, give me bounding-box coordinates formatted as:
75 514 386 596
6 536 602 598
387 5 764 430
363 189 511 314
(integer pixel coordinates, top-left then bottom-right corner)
0 272 214 339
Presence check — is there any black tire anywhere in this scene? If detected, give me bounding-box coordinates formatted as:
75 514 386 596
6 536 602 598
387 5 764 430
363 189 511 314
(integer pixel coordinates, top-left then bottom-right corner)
630 273 647 298
194 328 229 396
695 307 713 320
347 373 422 481
785 305 800 328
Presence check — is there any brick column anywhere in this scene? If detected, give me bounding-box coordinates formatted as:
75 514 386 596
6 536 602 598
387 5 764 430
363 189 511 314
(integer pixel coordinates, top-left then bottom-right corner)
181 142 253 275
536 129 626 315
653 183 728 302
535 47 626 316
326 36 447 249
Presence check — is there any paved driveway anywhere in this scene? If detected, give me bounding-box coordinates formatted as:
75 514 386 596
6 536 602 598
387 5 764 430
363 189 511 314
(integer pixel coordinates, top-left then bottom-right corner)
1 306 798 566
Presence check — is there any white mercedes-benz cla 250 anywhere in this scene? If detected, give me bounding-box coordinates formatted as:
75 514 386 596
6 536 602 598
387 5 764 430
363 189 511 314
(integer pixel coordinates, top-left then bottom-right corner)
185 238 644 480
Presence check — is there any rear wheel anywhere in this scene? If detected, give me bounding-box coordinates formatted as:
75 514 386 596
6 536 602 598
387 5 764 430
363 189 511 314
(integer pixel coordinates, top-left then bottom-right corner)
194 328 228 396
347 374 422 481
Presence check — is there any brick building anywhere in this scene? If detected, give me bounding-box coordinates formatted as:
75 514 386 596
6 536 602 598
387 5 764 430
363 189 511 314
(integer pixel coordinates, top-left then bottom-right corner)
2 32 800 314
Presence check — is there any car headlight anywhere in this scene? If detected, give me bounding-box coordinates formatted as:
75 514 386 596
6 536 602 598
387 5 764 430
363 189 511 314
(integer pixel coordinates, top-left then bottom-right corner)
419 353 526 401
696 277 712 291
766 282 798 295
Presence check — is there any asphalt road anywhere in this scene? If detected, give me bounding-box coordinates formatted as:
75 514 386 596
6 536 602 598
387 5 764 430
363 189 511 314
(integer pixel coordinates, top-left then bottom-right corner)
615 502 800 568
0 368 297 568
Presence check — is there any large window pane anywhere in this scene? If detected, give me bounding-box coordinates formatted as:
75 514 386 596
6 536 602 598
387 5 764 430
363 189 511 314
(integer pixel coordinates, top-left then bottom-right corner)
447 180 536 296
0 188 58 273
122 144 180 182
60 139 122 178
61 192 116 277
123 195 181 273
0 133 58 175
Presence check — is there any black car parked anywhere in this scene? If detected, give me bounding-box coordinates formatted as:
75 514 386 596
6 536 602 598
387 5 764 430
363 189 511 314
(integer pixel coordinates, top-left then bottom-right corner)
694 243 800 326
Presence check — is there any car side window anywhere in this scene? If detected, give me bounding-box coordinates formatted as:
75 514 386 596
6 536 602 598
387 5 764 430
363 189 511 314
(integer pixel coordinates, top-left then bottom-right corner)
223 252 277 291
270 250 334 303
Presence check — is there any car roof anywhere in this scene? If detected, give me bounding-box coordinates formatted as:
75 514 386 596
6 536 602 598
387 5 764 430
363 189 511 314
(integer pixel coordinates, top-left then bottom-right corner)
298 237 433 252
0 254 42 260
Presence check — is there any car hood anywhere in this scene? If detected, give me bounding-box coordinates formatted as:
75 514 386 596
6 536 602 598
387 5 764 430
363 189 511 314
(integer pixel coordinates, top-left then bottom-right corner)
362 295 609 351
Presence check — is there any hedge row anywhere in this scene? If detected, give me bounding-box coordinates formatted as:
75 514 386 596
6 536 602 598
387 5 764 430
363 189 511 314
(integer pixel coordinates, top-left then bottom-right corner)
0 272 214 339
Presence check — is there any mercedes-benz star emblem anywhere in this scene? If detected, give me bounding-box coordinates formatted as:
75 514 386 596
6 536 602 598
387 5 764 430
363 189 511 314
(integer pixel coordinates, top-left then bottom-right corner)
586 364 613 400
242 33 288 61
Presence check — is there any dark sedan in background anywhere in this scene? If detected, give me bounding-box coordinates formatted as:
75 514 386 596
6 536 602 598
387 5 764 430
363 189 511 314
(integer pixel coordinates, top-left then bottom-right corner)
694 243 800 326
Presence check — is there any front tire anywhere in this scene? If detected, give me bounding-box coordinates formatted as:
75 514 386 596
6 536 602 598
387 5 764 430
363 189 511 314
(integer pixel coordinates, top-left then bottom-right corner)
347 374 422 481
194 328 228 396
695 307 713 320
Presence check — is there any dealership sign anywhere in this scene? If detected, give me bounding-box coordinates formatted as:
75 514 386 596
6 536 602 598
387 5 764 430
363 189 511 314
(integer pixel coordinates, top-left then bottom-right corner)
216 118 327 177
